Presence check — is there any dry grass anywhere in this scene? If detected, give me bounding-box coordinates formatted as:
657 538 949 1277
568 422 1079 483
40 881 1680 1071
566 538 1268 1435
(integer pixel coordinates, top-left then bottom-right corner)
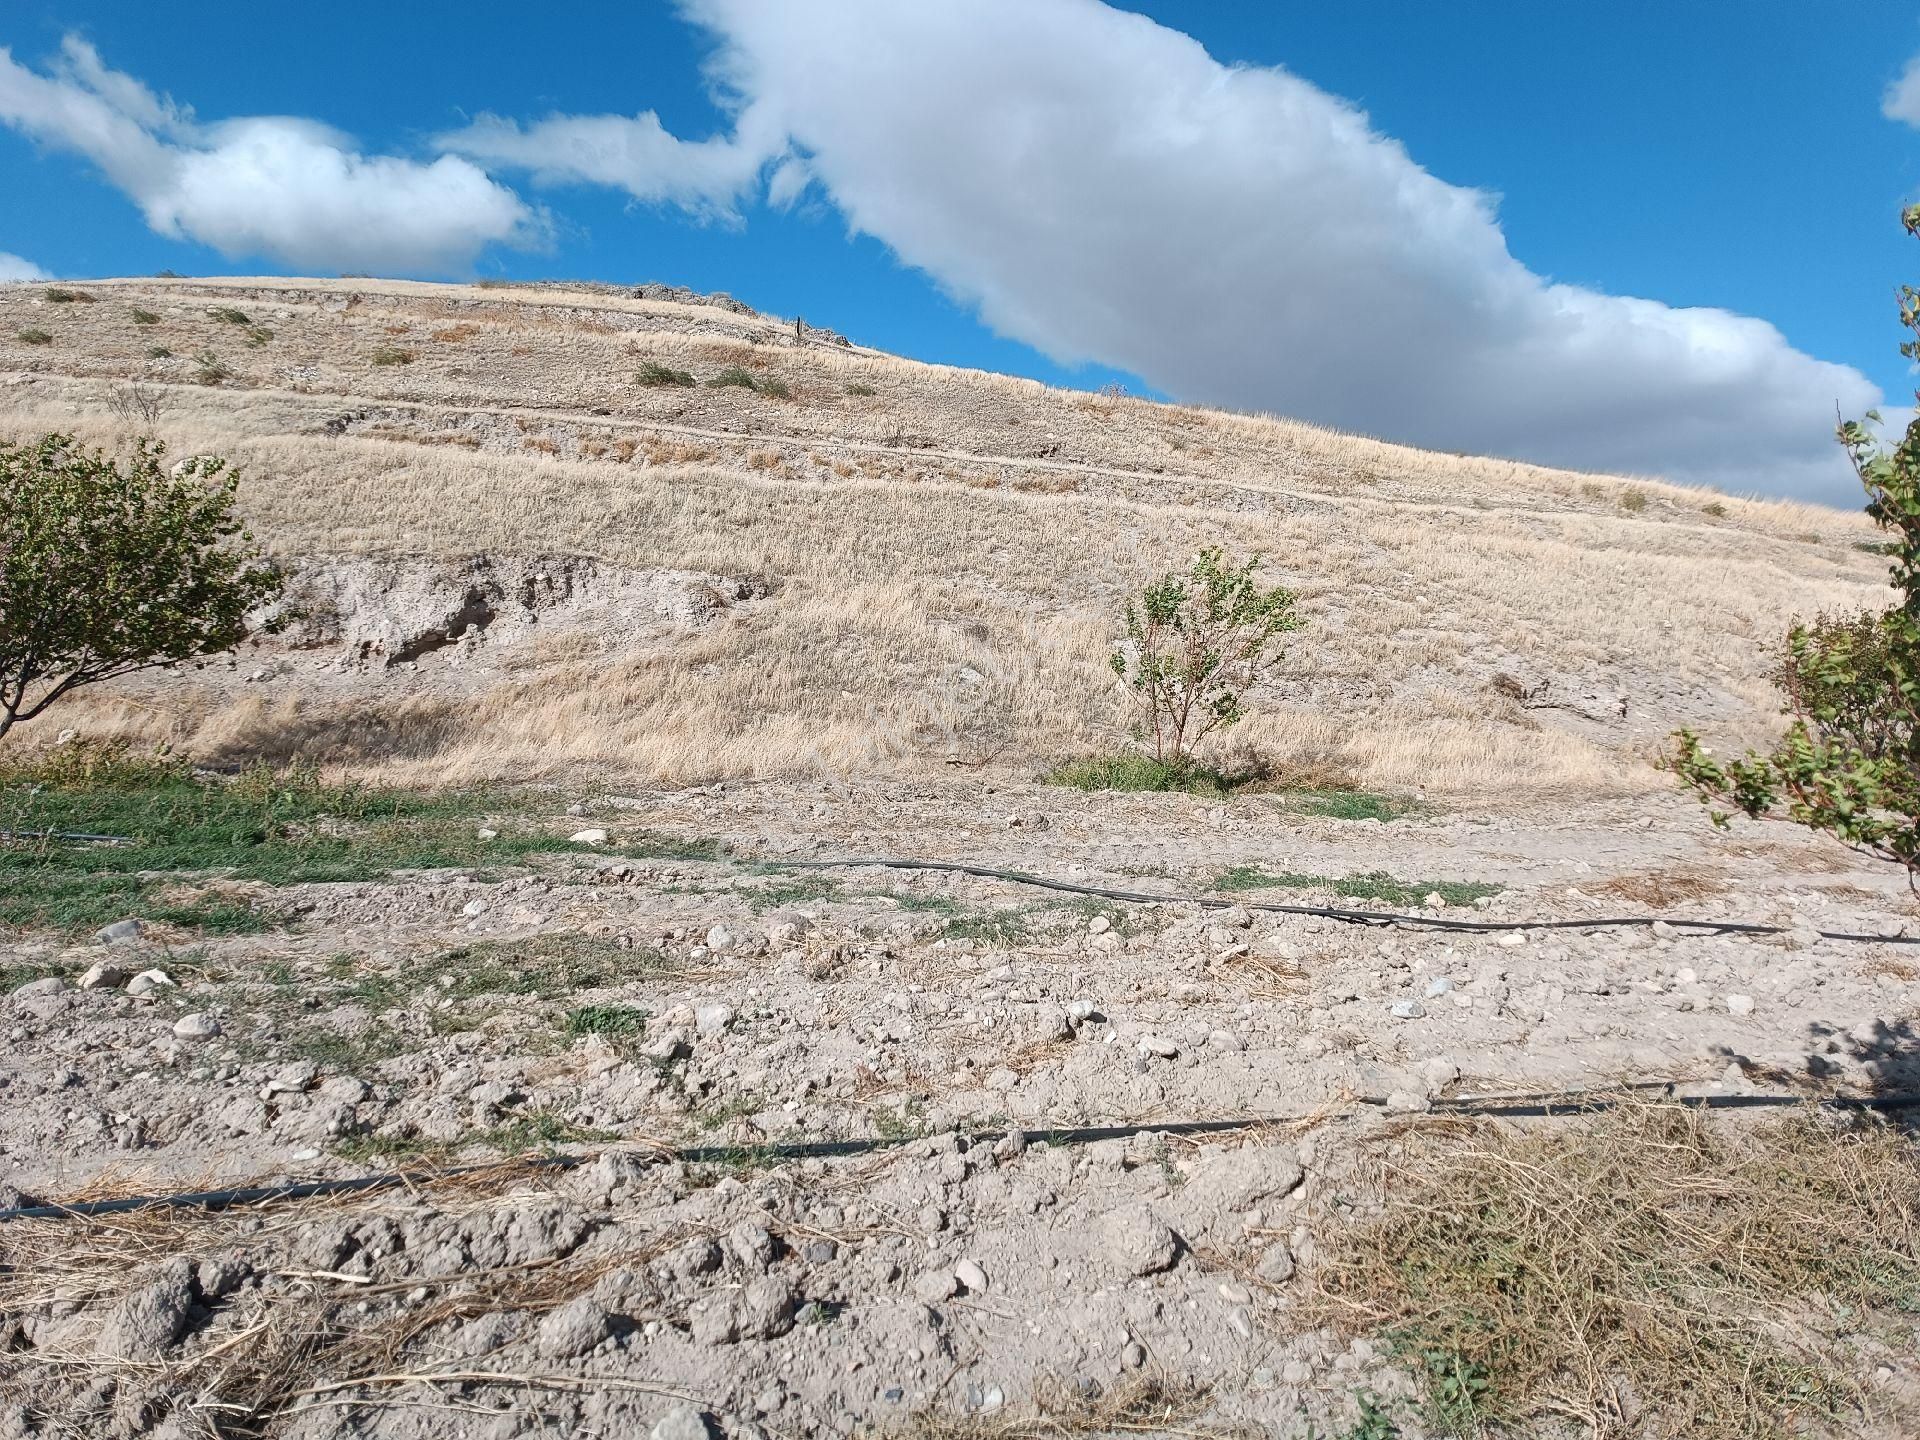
1593 868 1730 906
886 1375 1247 1439
1307 1104 1920 1438
0 276 1891 797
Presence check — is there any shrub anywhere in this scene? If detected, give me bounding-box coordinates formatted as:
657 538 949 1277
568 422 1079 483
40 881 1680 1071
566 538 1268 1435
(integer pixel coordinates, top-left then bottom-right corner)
15 328 51 346
758 376 792 400
207 306 250 325
1672 208 1920 878
370 344 415 366
0 435 281 742
130 308 160 325
635 360 695 387
43 288 93 304
146 345 173 360
1110 548 1303 768
106 382 163 425
845 382 877 397
1619 487 1649 512
243 325 272 347
708 365 759 390
193 349 232 384
1044 753 1245 795
1701 500 1728 519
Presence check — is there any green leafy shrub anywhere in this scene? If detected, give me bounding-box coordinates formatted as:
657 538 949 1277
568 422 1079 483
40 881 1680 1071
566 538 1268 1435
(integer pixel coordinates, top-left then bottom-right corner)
16 328 51 346
635 360 695 387
1044 753 1250 795
1110 547 1302 769
0 435 282 741
708 365 759 390
1672 208 1920 877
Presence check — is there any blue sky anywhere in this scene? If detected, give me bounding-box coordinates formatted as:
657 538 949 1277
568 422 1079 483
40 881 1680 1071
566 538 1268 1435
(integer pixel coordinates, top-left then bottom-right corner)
2 1 1918 502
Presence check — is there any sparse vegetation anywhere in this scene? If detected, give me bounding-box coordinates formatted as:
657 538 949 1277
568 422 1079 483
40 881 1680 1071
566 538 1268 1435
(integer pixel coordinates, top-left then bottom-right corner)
1310 1105 1920 1439
758 375 792 399
16 327 51 345
192 349 232 384
1044 752 1253 795
207 306 251 325
1619 486 1649 512
243 325 272 347
43 288 93 304
1673 209 1920 879
105 381 163 425
1111 548 1302 770
1212 864 1498 907
130 308 160 325
146 345 172 359
846 381 877 396
370 344 415 366
708 364 759 390
0 436 280 743
636 360 696 387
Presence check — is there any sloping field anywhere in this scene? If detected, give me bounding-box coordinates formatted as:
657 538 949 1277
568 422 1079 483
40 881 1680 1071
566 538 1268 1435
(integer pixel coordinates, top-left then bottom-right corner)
0 275 1887 795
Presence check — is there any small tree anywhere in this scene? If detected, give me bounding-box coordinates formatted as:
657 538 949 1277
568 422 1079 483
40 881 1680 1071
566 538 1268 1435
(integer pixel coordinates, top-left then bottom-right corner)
1111 547 1302 768
1670 209 1920 878
0 433 282 742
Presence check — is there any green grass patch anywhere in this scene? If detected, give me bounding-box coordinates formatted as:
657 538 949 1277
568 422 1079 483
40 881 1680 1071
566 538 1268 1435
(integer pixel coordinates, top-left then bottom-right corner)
940 908 1036 946
1212 865 1499 908
0 741 717 937
1043 753 1251 796
739 867 843 909
1284 789 1421 822
635 360 695 387
243 325 272 347
707 364 760 390
563 1002 648 1040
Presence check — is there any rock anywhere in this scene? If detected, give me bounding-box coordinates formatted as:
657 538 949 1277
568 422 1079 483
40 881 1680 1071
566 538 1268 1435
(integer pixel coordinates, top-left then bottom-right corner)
914 1270 960 1303
1254 1241 1296 1283
461 898 488 918
705 924 737 953
536 1295 613 1359
1390 999 1426 1020
669 1237 723 1279
651 1406 717 1440
695 1004 735 1035
804 1240 838 1264
570 828 608 845
1725 994 1756 1017
1137 1034 1179 1058
1121 1341 1146 1369
728 1220 775 1272
1067 999 1100 1025
78 962 131 991
10 976 69 1000
1177 1145 1305 1228
1101 1202 1180 1275
1498 931 1527 948
173 1013 222 1041
954 1258 989 1293
737 1277 796 1339
94 918 146 945
1423 976 1455 999
96 1257 197 1359
1422 891 1448 909
127 969 175 996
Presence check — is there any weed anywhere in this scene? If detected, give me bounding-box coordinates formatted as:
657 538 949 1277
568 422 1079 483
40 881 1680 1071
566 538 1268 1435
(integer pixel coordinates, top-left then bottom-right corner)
707 365 759 390
1044 752 1255 795
16 328 52 346
43 288 93 304
1285 789 1419 822
740 868 843 909
940 908 1035 946
636 361 696 387
207 306 250 325
192 349 232 384
131 308 160 325
243 326 272 347
478 1109 617 1154
1211 866 1499 907
146 345 172 359
845 382 877 397
1702 500 1728 519
370 344 415 366
870 1096 930 1141
758 376 792 399
693 1090 765 1133
563 1003 648 1040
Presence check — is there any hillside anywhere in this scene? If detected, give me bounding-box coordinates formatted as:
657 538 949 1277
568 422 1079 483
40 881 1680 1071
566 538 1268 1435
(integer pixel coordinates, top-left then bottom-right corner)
0 275 1887 796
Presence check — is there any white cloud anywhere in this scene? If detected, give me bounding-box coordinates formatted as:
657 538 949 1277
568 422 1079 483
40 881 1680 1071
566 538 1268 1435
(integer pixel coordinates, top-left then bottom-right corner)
461 0 1878 502
1886 53 1920 128
0 37 541 274
0 251 50 282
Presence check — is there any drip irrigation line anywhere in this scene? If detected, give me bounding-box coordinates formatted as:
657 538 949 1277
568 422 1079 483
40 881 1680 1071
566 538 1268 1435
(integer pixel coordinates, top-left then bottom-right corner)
772 855 1920 946
5 1085 1917 1224
0 828 134 845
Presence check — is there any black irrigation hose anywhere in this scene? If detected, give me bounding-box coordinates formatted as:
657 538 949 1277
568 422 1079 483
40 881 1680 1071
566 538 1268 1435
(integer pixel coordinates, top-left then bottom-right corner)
7 1086 1920 1224
774 855 1920 946
0 828 134 846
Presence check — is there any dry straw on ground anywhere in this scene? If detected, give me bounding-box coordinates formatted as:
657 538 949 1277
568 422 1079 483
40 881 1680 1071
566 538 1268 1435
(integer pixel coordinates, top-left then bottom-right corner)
1307 1103 1920 1439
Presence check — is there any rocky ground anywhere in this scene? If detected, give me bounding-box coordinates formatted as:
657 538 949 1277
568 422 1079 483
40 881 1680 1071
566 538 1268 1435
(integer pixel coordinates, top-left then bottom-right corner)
3 780 1918 1438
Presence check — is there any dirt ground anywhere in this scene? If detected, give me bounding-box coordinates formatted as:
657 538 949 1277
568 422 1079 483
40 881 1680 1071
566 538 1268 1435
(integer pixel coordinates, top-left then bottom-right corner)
4 778 1918 1439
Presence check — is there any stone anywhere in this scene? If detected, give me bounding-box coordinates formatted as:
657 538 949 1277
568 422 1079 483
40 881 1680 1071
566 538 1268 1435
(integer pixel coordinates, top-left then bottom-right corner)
914 1270 960 1303
706 925 738 953
127 969 175 996
1101 1202 1180 1275
173 1013 222 1041
695 1004 735 1035
1498 931 1527 948
1423 976 1455 999
569 828 608 845
954 1258 989 1293
1254 1241 1296 1283
1725 994 1756 1017
1137 1034 1179 1058
536 1295 613 1359
1390 999 1426 1020
729 1220 775 1271
10 976 69 1000
737 1277 796 1339
78 962 131 991
651 1405 717 1440
96 1256 197 1359
94 918 146 945
1088 915 1112 936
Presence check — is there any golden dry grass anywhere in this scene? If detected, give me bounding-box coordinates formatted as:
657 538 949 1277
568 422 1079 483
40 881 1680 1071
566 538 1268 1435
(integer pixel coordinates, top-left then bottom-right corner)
0 277 1892 796
1307 1104 1920 1439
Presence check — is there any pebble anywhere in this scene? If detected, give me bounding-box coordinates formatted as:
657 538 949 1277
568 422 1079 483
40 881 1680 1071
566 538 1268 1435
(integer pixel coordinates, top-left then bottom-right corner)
1255 1241 1295 1283
696 1004 736 1035
569 828 608 845
706 925 737 954
913 1270 960 1303
1423 976 1454 999
1498 931 1527 948
127 969 175 997
78 962 131 991
1389 999 1426 1020
1725 994 1756 1017
94 918 145 945
1137 1034 1179 1058
650 1405 715 1440
1217 1281 1250 1303
173 1013 222 1041
1101 1202 1179 1275
954 1258 989 1293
